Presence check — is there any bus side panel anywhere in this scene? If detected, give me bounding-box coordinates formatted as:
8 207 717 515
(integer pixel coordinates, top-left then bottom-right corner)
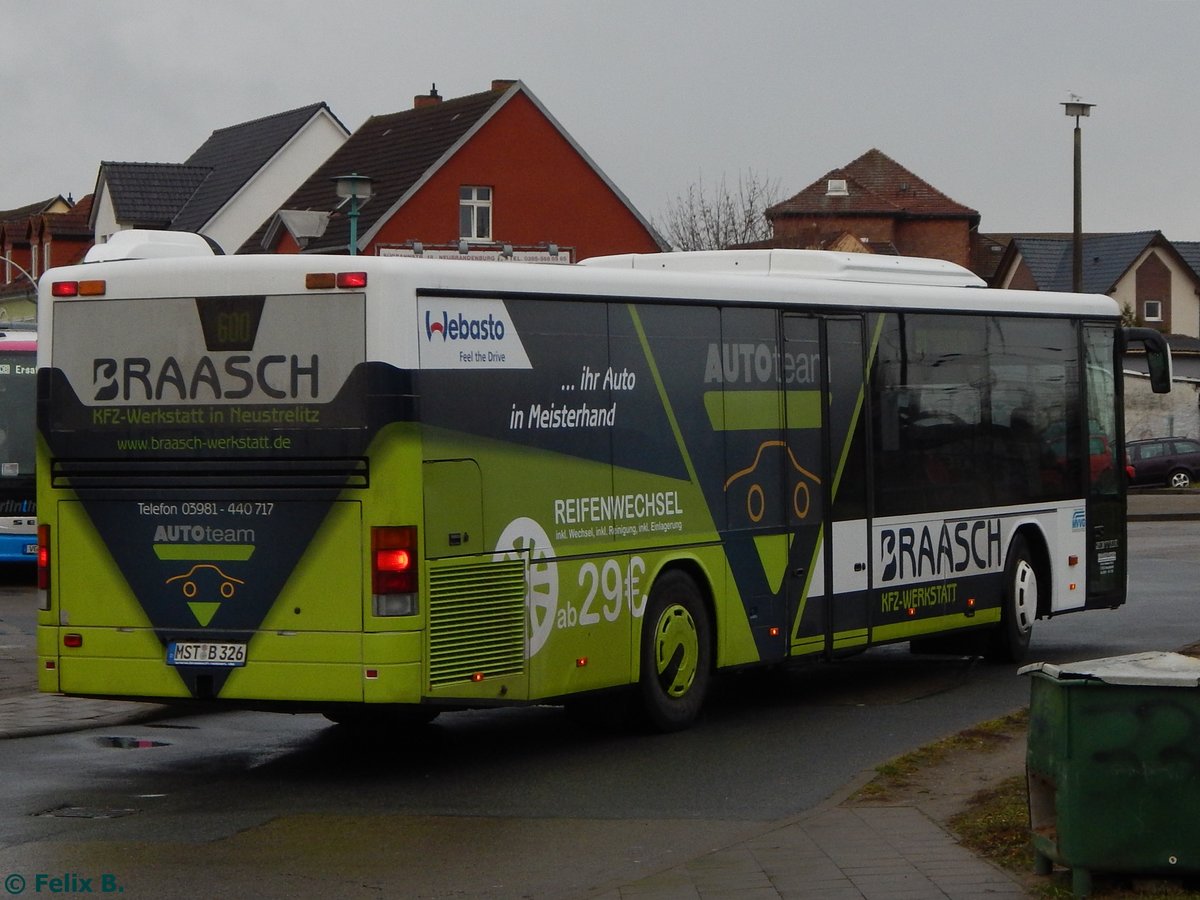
416 295 766 703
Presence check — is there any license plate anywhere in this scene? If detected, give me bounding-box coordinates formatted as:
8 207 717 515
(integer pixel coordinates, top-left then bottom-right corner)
167 641 247 667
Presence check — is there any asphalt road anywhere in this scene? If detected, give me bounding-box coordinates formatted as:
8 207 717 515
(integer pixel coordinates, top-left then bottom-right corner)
0 519 1195 897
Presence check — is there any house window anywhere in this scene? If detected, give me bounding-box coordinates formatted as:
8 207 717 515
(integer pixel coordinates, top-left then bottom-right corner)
459 186 492 241
1143 299 1163 322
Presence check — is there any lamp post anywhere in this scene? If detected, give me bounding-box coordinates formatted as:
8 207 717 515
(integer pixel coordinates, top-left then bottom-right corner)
1061 97 1095 292
0 256 38 316
333 173 373 256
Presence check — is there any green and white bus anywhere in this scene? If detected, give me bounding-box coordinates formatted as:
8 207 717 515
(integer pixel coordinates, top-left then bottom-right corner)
35 232 1170 730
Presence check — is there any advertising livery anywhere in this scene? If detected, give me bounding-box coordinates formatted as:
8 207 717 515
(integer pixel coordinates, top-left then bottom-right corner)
35 244 1156 730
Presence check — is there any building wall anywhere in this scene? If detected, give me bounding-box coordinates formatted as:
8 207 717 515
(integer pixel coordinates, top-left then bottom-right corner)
91 184 120 246
769 213 972 267
770 214 896 249
1124 372 1200 441
1108 249 1200 339
368 92 660 260
894 218 972 268
204 112 348 255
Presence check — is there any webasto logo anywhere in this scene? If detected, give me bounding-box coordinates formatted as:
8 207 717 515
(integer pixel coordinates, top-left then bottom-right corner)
425 309 506 342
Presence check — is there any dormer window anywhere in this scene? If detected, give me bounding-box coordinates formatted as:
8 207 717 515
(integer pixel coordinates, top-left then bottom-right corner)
459 186 492 241
1143 299 1163 322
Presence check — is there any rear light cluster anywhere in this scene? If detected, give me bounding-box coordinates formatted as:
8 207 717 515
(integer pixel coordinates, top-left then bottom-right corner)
51 279 106 297
37 524 50 610
52 271 365 298
305 272 368 290
372 526 418 617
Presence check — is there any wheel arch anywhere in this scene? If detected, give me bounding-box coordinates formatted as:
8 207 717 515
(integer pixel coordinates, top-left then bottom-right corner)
1010 521 1052 619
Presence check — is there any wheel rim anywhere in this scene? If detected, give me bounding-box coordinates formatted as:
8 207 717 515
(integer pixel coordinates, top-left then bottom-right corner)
653 603 699 698
1012 559 1036 635
1171 472 1191 489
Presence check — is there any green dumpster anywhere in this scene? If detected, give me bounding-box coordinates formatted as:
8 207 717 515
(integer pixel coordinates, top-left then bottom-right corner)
1021 652 1200 897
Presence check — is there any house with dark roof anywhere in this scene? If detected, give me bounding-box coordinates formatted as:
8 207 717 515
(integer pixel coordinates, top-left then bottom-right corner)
248 80 664 261
748 149 981 269
0 194 93 322
992 232 1200 337
90 102 349 254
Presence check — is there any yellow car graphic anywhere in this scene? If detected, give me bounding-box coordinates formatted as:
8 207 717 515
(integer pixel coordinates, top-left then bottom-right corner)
724 440 822 523
165 564 245 600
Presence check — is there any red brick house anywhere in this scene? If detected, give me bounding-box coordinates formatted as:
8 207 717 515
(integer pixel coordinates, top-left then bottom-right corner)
0 195 94 322
756 149 980 269
248 80 665 261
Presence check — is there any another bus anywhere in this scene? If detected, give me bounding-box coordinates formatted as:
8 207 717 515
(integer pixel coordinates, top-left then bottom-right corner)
0 326 38 564
35 232 1170 730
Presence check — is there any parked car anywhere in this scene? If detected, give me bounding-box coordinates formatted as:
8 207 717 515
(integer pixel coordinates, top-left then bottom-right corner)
1125 437 1200 488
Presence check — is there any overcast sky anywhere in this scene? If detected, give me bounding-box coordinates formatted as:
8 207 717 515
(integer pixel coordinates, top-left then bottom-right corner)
6 1 1199 240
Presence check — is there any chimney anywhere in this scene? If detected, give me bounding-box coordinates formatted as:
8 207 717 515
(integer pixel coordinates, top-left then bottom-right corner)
414 84 442 109
491 79 518 92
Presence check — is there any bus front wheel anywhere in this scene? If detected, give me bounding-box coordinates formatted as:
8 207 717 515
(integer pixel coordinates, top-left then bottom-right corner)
638 570 711 732
987 533 1036 662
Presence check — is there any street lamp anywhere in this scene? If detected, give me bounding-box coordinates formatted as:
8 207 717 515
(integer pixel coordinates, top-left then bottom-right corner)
0 255 38 313
333 173 373 256
0 255 37 289
1062 97 1095 292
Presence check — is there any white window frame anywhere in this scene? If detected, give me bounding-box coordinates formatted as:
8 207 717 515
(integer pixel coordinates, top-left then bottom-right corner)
1143 299 1163 322
459 186 492 241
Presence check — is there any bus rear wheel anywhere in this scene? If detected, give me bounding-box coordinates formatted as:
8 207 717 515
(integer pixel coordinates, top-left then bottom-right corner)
987 533 1036 662
638 570 711 732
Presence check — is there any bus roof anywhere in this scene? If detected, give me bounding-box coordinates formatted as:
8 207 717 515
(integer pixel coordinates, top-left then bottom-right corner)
46 235 1116 320
582 249 987 289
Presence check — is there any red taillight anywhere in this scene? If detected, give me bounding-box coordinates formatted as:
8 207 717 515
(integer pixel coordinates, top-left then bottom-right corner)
372 526 417 595
52 281 78 297
37 523 50 592
336 271 367 289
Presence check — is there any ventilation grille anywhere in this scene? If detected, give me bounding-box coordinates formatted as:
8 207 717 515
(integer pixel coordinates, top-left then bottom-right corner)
428 558 526 687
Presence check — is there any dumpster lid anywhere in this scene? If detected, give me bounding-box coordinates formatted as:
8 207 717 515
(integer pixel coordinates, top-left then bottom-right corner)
1018 651 1200 686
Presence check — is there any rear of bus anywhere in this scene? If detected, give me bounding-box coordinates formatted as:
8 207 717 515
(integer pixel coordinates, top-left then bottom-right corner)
36 237 413 710
0 328 37 564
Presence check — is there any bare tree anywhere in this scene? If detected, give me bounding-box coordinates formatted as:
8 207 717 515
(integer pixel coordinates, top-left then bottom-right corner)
657 169 782 251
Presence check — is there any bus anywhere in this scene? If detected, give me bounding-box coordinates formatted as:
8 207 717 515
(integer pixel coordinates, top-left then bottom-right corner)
34 232 1171 730
0 326 38 564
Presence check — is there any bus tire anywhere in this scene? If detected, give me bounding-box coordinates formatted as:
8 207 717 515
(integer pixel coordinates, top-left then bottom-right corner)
638 570 711 732
987 533 1036 663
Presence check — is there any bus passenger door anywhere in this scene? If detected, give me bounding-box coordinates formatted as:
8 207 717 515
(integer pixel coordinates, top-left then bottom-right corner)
783 315 871 658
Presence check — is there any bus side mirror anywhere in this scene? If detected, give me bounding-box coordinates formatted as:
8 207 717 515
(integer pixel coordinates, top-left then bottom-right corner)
1123 327 1172 394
